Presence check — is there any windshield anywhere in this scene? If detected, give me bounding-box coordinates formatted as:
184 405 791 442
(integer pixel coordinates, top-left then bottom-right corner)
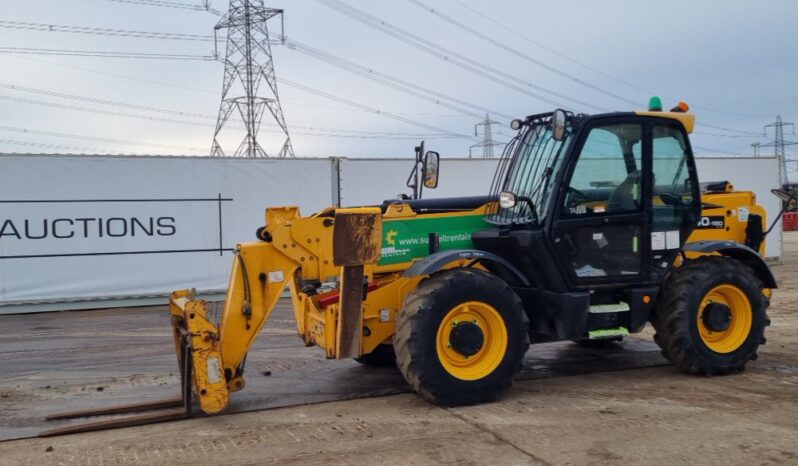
486 114 572 224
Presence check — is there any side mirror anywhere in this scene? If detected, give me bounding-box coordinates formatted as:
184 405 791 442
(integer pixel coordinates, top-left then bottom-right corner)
552 109 567 141
498 191 517 208
771 188 795 203
423 151 439 189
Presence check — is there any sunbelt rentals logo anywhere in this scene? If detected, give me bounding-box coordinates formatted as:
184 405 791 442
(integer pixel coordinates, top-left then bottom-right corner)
381 228 411 259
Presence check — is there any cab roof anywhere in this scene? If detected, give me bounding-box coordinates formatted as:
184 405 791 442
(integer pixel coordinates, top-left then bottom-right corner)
635 111 695 133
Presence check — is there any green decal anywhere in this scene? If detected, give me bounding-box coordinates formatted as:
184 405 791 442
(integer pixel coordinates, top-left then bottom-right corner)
588 327 630 339
379 214 492 265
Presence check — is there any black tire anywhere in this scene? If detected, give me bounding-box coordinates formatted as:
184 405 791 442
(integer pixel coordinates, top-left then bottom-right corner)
354 343 396 367
394 268 529 405
572 337 624 349
651 256 770 375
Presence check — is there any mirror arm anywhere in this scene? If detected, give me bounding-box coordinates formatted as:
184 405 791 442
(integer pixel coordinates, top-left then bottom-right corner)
516 195 540 224
416 141 424 199
765 205 787 237
418 162 424 200
765 189 797 237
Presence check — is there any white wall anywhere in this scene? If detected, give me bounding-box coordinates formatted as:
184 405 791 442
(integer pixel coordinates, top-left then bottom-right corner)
0 154 782 312
0 155 333 307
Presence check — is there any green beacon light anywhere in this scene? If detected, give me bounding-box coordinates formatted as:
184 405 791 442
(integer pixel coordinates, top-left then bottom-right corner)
648 96 663 112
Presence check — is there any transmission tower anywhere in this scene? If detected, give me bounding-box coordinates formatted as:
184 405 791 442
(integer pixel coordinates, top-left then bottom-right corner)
211 0 294 157
762 115 797 185
469 114 502 158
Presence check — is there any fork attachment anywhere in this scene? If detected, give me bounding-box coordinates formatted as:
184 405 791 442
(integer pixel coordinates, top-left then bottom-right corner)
39 291 228 437
39 336 193 437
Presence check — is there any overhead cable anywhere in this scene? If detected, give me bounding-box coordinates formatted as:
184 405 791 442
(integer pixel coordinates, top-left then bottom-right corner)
408 0 639 107
316 0 603 112
0 46 216 60
0 20 213 41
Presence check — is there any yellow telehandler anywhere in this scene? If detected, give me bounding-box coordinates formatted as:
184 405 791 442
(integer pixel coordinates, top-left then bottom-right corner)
43 100 788 436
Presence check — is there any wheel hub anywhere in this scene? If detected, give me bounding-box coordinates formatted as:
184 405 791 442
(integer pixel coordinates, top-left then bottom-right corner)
449 322 484 357
702 302 732 332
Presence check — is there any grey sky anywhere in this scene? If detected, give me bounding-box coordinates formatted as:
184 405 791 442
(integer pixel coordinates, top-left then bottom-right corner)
1 1 796 174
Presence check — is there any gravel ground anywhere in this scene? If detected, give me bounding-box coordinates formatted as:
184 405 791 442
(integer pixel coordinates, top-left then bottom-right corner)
0 234 796 465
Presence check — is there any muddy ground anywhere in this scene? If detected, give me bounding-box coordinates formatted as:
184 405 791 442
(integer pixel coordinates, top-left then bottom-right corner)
0 235 796 465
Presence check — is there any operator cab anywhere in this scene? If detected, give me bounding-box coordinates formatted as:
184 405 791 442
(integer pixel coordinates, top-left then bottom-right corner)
473 102 702 339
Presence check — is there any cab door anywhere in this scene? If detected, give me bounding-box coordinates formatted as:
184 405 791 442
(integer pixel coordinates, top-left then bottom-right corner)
550 119 650 286
649 121 701 280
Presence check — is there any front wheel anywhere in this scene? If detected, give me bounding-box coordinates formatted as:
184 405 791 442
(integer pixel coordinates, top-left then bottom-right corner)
651 256 770 375
394 268 529 406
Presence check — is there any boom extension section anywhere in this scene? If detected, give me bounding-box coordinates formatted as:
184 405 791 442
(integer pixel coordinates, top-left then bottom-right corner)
42 207 385 435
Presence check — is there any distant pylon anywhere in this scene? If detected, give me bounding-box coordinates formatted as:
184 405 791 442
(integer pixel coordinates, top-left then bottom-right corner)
211 0 294 157
762 115 797 185
469 114 502 158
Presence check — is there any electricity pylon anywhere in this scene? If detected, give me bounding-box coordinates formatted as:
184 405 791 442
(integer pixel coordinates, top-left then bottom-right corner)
211 0 294 157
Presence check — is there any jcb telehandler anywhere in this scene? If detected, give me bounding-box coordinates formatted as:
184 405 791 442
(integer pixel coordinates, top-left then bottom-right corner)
44 100 785 436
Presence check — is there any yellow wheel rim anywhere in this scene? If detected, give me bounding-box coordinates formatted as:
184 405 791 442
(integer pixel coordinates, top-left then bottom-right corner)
435 301 508 380
697 284 752 354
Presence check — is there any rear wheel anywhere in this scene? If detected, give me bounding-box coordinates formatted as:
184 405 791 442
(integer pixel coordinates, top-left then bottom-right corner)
394 268 529 405
651 256 769 375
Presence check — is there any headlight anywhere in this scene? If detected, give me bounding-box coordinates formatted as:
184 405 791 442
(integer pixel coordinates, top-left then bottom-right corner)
510 119 523 130
499 191 517 209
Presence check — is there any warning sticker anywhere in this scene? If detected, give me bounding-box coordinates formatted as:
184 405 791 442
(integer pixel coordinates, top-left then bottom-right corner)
665 230 680 249
651 231 665 250
738 207 750 223
207 357 222 384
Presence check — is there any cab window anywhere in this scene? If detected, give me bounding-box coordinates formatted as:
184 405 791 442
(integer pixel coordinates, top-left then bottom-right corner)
562 123 643 216
652 125 698 233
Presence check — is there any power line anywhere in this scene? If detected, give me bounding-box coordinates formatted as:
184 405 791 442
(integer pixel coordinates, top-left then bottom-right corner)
8 44 759 144
280 78 479 142
289 131 464 140
9 53 218 94
7 53 490 117
408 0 640 108
285 38 512 121
448 0 768 120
316 0 604 112
4 55 479 144
425 0 773 130
0 138 141 155
0 125 206 152
693 130 764 139
450 0 648 94
0 46 216 60
0 82 217 120
693 145 751 157
0 94 466 141
697 121 764 136
0 94 214 127
0 20 213 41
0 87 467 140
103 0 222 15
